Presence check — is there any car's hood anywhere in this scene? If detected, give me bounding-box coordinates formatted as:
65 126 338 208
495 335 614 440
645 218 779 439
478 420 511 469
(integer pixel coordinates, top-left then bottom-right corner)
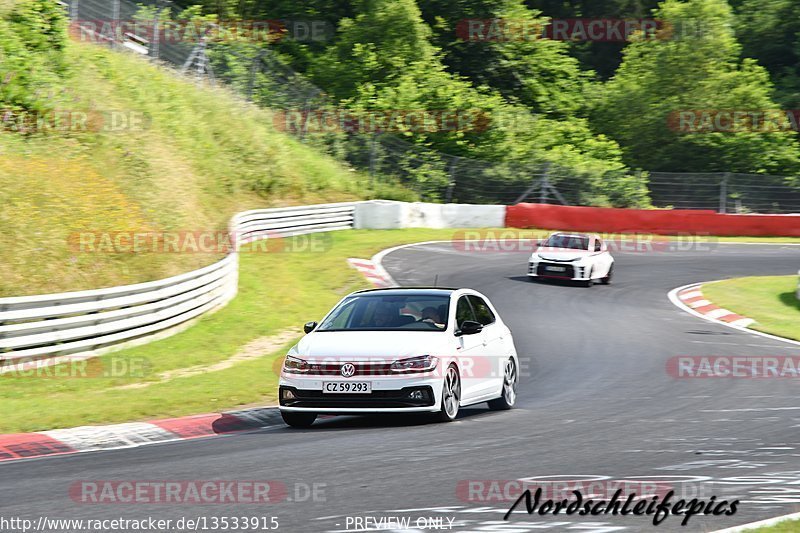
295 330 451 360
533 247 594 262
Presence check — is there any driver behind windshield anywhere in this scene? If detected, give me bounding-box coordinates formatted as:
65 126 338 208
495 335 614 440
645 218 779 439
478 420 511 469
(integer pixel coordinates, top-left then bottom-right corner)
371 304 397 327
420 306 444 328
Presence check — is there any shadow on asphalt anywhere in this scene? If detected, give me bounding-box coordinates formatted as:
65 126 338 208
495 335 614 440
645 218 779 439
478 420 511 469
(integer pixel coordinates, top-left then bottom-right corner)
272 408 494 433
506 275 588 288
685 329 736 336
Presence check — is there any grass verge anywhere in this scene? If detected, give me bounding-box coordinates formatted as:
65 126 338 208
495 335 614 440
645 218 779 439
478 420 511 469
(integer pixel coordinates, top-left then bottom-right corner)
746 518 800 532
702 275 800 341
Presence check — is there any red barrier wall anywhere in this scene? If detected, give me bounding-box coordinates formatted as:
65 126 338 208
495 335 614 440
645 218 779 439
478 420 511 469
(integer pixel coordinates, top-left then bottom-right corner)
506 203 800 237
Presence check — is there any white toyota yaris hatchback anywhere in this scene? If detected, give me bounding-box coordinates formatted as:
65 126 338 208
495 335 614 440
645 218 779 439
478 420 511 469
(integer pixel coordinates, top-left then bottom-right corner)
278 288 520 428
527 232 615 286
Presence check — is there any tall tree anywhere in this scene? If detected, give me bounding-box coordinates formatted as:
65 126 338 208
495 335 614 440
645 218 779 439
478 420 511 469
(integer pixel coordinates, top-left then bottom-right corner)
417 0 590 118
592 0 800 175
734 0 800 108
309 0 644 205
526 0 662 78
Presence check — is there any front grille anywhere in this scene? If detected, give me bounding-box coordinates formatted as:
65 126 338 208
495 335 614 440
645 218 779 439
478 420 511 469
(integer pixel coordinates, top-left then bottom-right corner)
279 386 435 409
536 262 575 278
301 362 394 376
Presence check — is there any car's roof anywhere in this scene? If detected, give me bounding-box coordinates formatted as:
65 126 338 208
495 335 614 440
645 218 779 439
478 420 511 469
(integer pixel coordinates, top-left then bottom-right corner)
351 287 460 297
549 231 593 238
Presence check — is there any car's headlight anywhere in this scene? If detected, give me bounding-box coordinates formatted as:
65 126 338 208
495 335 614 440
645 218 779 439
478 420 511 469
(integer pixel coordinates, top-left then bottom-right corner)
283 355 310 374
529 253 539 262
390 355 438 373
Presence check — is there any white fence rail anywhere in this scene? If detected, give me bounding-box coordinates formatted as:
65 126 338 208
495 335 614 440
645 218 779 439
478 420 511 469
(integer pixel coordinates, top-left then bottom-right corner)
0 202 359 370
232 203 357 245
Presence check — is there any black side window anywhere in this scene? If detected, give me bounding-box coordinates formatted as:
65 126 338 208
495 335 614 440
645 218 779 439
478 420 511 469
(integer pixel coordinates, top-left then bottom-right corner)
594 239 602 252
455 296 476 327
468 295 495 326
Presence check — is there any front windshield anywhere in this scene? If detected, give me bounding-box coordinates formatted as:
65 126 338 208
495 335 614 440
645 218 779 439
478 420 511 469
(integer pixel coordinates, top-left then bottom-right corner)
317 293 450 331
542 234 590 251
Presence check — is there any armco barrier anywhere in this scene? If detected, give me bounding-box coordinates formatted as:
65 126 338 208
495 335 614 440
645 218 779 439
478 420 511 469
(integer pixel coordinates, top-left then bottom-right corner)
0 202 358 371
354 200 506 229
506 203 800 237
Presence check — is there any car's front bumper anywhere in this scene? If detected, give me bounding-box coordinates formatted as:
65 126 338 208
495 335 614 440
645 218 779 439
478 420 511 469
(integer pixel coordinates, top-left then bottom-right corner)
278 375 442 413
528 261 591 280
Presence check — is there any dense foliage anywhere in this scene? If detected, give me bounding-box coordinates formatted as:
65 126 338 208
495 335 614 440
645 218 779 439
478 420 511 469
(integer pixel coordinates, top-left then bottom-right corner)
0 0 68 113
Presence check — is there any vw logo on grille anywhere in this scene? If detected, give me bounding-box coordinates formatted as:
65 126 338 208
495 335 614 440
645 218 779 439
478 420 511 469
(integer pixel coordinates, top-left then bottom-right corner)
340 363 356 378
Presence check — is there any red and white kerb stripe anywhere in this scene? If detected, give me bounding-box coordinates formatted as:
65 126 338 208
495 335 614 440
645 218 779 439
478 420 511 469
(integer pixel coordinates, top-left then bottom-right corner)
347 258 394 288
677 285 754 328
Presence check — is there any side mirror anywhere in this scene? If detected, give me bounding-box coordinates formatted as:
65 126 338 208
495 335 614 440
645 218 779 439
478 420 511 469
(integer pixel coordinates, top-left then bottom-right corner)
303 321 318 334
456 320 483 336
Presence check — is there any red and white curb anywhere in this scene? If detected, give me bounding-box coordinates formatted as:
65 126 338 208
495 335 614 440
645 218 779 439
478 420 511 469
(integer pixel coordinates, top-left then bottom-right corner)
673 283 754 328
0 407 281 463
347 258 396 288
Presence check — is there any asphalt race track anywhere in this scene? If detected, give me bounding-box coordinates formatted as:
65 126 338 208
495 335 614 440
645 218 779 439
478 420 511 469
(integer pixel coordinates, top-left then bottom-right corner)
2 241 800 533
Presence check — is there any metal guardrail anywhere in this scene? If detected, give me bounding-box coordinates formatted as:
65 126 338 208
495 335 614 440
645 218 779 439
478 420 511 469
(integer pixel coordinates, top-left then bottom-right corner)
0 202 359 369
232 203 356 245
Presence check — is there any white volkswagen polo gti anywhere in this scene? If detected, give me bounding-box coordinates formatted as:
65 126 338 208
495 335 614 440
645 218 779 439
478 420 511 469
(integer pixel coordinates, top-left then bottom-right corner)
278 288 520 427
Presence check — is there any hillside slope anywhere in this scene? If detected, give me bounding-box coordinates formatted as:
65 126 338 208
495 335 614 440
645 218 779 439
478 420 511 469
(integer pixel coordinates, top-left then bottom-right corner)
0 38 373 296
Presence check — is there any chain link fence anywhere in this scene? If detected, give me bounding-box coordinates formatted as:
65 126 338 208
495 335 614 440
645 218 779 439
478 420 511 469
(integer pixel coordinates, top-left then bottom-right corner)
62 0 800 213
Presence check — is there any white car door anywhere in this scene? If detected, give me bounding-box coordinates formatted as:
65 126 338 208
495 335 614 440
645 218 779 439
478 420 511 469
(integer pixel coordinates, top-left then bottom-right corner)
592 237 612 278
467 294 506 398
452 295 488 404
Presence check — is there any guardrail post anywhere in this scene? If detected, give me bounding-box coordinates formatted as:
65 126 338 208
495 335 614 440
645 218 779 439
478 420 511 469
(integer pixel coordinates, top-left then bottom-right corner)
111 0 120 48
444 157 458 203
719 173 729 214
540 175 549 204
151 5 163 59
368 135 377 188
